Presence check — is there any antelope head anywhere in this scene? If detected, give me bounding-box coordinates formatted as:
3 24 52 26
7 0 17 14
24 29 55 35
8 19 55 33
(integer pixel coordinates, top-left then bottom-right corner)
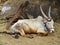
40 5 54 33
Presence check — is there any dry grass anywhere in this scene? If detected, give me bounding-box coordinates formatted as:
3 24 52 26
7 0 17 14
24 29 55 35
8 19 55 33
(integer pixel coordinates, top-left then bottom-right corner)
0 22 60 45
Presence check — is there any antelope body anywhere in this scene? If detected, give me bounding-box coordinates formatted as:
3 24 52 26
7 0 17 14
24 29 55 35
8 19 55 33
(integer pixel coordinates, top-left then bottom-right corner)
10 5 55 38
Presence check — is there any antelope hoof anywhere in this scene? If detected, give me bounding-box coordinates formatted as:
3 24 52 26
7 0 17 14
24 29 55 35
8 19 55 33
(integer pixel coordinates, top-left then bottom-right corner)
40 33 48 36
28 36 34 39
12 34 19 39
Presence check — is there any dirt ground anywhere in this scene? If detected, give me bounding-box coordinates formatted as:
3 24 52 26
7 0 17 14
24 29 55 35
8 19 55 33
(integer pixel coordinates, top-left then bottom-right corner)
0 0 60 45
0 23 60 45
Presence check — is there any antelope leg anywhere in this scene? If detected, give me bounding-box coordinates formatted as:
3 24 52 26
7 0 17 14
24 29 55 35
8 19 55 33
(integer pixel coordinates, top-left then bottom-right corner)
19 29 33 38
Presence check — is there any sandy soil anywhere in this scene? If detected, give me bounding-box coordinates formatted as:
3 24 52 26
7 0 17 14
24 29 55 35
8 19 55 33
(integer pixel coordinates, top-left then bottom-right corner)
0 0 60 45
0 23 60 45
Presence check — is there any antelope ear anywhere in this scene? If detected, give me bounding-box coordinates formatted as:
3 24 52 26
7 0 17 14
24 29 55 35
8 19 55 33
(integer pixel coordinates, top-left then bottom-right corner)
51 19 54 24
43 18 47 23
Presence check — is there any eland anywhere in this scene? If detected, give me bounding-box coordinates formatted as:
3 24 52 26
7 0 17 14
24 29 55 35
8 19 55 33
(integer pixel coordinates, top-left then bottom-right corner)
10 5 55 38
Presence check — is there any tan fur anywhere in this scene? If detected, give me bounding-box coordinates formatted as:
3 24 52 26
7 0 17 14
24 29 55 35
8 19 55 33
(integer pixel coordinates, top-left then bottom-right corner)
13 22 48 37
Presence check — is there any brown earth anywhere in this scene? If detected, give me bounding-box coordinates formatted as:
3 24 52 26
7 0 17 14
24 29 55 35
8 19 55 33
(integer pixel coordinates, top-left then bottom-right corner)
0 0 60 45
0 23 60 45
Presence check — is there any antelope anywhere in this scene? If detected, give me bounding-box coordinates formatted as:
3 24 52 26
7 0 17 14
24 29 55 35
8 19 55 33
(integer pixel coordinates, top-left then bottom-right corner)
10 5 54 38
